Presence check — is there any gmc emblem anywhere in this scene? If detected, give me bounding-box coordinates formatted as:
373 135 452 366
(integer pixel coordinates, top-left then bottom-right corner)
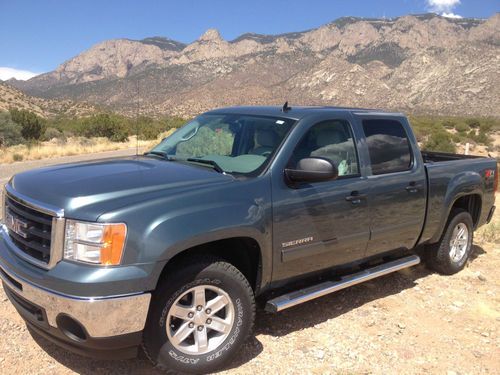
5 211 28 238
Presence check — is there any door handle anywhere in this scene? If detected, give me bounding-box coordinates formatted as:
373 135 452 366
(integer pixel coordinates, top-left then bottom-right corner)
345 192 367 204
405 182 422 193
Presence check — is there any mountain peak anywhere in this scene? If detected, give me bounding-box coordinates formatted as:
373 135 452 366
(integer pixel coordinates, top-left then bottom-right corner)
199 28 223 42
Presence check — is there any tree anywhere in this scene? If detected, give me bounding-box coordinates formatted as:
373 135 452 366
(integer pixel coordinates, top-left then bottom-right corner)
9 108 46 140
0 112 24 147
82 113 129 142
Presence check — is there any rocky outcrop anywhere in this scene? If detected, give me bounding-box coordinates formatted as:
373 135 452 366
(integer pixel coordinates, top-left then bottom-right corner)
11 13 500 117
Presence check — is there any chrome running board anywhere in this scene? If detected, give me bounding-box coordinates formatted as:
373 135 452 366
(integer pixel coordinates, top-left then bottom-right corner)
265 255 420 313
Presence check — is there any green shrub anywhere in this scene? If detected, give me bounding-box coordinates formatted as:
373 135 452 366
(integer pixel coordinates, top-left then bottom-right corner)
479 122 493 133
12 153 24 161
44 127 63 140
466 118 480 129
0 112 24 147
9 108 46 140
475 131 491 146
454 123 468 133
442 120 456 129
423 130 456 153
81 113 129 142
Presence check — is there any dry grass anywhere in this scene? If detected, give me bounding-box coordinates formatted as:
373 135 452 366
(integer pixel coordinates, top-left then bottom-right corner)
475 195 499 244
0 130 175 164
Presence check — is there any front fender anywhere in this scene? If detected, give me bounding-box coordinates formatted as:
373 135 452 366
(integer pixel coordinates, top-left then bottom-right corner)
100 175 273 292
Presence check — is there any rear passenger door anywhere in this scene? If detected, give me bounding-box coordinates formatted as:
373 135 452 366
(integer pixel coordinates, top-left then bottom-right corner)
359 117 427 256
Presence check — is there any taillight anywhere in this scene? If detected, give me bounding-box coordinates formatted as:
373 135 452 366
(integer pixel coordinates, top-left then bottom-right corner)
495 164 499 193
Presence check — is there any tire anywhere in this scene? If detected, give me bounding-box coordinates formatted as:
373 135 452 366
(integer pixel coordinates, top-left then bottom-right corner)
142 257 255 374
424 209 474 275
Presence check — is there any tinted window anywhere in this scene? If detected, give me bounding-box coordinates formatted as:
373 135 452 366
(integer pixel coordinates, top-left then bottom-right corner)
362 119 412 175
290 120 359 177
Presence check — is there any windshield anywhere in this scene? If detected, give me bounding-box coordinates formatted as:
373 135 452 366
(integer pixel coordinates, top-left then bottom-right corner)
149 114 295 175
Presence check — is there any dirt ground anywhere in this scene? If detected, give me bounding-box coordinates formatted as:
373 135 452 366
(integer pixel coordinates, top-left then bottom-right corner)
0 155 498 374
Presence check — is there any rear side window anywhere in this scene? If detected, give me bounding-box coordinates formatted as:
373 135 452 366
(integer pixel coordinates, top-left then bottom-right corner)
362 119 412 175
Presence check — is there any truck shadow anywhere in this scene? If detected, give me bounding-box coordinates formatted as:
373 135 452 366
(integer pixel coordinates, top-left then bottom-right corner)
27 245 486 374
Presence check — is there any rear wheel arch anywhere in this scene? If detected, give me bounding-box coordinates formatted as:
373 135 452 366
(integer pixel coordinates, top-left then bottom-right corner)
450 194 482 229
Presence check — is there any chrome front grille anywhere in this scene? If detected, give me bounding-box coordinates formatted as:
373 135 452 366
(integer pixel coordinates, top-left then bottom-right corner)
5 195 53 264
2 185 65 269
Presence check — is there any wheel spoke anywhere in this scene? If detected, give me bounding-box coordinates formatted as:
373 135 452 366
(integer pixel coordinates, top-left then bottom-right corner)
170 304 192 320
209 317 232 333
171 322 194 346
193 286 206 307
206 294 229 315
457 227 466 238
195 326 208 351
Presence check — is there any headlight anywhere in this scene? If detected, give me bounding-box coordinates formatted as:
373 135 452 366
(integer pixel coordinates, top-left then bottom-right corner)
64 220 127 265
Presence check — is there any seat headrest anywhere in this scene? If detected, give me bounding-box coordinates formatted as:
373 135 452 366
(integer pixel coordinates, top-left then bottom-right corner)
316 128 346 148
256 129 278 147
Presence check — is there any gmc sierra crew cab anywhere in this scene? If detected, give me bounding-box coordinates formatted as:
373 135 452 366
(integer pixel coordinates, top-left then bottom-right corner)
0 105 497 373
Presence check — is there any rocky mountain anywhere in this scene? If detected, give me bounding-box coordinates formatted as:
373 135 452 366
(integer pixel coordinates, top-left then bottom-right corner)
0 81 96 117
10 13 500 118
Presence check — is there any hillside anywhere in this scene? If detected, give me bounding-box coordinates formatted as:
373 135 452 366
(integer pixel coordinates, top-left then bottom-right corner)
10 13 500 118
0 81 96 118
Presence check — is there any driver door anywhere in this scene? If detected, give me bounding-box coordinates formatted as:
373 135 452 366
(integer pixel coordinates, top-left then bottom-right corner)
271 119 371 282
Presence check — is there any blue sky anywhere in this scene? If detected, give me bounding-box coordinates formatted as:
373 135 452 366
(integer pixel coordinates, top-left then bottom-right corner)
0 0 498 79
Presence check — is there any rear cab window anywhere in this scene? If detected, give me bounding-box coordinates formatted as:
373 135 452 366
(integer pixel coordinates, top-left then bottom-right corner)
361 119 412 175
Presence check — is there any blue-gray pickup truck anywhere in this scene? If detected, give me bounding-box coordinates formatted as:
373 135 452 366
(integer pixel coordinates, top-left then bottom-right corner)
0 105 497 373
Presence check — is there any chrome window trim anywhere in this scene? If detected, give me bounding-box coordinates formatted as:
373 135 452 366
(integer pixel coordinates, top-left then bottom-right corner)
3 184 65 269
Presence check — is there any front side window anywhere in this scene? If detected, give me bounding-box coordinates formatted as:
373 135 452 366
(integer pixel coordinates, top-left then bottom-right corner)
362 119 412 175
150 114 294 175
289 120 359 177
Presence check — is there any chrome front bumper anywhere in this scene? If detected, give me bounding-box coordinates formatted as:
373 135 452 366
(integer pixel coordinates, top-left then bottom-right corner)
0 225 151 338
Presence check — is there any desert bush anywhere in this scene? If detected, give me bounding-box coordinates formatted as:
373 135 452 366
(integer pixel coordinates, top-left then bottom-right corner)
423 129 456 153
442 119 456 129
81 113 129 142
0 112 24 147
9 108 46 140
454 123 468 133
44 127 63 140
475 131 492 146
465 118 480 129
12 153 24 161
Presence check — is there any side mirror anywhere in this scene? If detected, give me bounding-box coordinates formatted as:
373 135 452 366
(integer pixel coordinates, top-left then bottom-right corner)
285 157 338 183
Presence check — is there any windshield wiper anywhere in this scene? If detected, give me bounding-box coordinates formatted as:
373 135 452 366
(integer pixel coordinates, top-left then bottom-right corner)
143 151 175 160
186 158 225 174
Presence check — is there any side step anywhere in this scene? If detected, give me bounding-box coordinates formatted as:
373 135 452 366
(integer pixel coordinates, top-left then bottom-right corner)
265 255 420 313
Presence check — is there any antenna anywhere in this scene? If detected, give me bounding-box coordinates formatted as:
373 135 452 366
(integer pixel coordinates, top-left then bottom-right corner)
282 101 291 112
135 79 139 156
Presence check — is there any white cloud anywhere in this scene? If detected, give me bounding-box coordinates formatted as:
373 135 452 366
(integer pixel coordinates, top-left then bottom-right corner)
441 12 463 19
0 67 41 81
426 0 462 18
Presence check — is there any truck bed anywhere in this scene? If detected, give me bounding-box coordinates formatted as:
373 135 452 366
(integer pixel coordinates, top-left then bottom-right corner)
421 150 484 163
419 151 497 246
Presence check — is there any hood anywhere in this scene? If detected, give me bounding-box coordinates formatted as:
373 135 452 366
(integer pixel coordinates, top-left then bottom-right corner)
9 156 234 221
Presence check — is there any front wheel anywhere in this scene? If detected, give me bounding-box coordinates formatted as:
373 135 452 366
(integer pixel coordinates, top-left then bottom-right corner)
424 209 474 275
142 258 255 374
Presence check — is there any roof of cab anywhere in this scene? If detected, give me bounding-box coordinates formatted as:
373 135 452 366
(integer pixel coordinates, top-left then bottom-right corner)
206 105 405 120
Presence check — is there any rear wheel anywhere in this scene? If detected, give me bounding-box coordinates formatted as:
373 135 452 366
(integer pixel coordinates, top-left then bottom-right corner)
424 209 474 275
143 257 255 374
